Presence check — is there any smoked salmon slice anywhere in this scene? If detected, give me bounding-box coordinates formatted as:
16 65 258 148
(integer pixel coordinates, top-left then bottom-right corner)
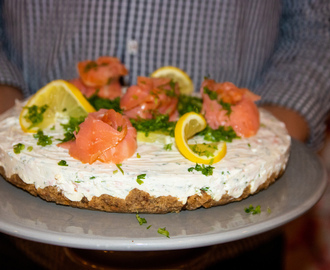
78 56 128 87
120 77 180 121
70 56 128 100
59 109 137 164
201 79 260 138
69 78 123 99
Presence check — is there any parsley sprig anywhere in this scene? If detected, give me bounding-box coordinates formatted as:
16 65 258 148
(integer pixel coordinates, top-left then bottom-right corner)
136 213 147 225
13 143 25 154
164 143 173 151
130 114 176 137
190 143 217 158
157 227 170 238
203 86 217 100
58 160 68 166
136 174 146 185
203 86 232 116
244 204 261 215
83 61 98 72
177 94 202 116
188 163 215 176
198 126 239 143
24 104 49 129
59 116 85 143
135 213 170 238
88 95 122 112
33 130 53 146
116 164 124 175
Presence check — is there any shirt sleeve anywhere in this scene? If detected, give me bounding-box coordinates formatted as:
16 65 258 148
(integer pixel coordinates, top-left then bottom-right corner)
254 0 330 151
0 10 29 97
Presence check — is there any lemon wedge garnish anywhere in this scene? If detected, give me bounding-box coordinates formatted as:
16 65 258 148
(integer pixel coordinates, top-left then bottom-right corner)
19 80 95 132
151 66 194 94
175 112 227 164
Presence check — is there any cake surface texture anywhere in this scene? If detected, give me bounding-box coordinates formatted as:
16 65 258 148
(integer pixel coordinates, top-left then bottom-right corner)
0 103 291 213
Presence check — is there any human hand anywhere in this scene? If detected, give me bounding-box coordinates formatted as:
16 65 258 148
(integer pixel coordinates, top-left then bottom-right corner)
261 105 309 143
0 85 23 114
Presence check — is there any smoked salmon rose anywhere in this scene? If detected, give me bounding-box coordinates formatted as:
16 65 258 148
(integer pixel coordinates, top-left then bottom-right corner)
59 109 137 164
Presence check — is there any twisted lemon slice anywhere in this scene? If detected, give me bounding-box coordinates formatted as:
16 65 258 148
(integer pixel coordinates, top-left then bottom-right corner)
175 112 226 164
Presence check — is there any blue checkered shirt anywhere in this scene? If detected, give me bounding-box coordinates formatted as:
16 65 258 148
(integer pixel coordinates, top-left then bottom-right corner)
0 0 329 150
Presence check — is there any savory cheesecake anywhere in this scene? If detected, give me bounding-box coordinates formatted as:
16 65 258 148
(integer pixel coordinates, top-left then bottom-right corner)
0 103 290 213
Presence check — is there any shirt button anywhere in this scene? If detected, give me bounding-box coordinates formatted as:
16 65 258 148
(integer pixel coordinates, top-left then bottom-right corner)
127 40 138 55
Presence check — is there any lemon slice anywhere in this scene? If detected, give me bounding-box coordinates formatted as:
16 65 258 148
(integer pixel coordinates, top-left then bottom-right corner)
20 80 95 132
151 66 194 94
175 112 226 164
137 131 172 144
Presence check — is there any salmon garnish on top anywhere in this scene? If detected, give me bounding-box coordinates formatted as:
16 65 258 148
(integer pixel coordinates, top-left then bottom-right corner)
201 79 261 138
120 77 180 121
59 109 137 164
70 56 128 100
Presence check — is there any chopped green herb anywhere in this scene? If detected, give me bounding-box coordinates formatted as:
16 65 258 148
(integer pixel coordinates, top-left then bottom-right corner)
156 80 178 97
244 204 261 215
130 114 176 137
113 170 118 174
198 126 239 143
157 227 170 238
201 186 210 191
189 143 218 158
203 86 218 100
90 176 96 179
188 163 215 176
116 164 124 175
58 160 68 166
147 225 152 229
136 213 147 225
248 143 251 147
204 74 210 80
59 116 85 143
24 104 49 129
136 153 141 158
84 61 98 72
27 146 33 152
33 130 53 146
136 174 146 185
164 143 172 151
203 86 232 115
177 94 202 116
88 95 122 112
13 143 25 154
267 207 272 214
218 99 232 116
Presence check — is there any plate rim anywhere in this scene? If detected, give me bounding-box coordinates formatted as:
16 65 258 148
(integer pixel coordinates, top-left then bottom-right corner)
0 140 327 251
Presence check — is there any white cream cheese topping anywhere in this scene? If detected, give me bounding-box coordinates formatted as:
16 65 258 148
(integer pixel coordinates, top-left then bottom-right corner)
0 103 291 204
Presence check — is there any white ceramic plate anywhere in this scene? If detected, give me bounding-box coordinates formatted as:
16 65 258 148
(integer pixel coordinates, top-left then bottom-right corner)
0 140 327 251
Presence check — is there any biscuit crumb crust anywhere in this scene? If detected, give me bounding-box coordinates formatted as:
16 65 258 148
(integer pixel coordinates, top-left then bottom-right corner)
0 166 284 214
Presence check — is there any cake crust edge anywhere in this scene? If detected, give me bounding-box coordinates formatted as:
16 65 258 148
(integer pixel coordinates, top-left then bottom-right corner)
0 165 285 214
